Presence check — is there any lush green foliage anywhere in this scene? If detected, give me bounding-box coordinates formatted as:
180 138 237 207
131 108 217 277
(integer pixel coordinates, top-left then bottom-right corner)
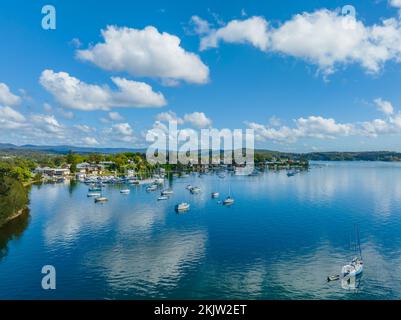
0 164 29 226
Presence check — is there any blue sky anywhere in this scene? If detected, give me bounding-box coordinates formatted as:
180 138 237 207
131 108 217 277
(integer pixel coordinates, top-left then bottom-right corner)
2 0 401 152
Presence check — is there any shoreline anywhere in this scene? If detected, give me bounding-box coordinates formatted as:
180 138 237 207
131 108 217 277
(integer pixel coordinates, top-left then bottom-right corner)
0 208 26 228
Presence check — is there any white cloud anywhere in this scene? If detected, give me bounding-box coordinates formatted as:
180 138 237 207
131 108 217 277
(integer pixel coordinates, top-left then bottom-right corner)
375 98 394 115
110 122 136 142
268 116 281 127
108 111 124 121
58 108 74 119
0 83 21 106
74 124 95 133
295 116 353 139
82 137 99 146
247 115 367 143
40 69 166 111
0 106 26 129
112 123 133 136
69 38 82 48
246 101 401 143
30 114 64 135
200 16 269 51
76 25 209 85
43 102 53 112
199 9 401 75
183 112 212 128
190 16 211 35
155 110 183 124
390 0 401 8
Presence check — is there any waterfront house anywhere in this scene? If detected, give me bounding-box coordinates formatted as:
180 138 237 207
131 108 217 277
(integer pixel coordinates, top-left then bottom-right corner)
35 167 70 177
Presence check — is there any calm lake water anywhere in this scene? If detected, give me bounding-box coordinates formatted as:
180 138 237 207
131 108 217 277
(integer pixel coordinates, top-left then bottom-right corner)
1 161 401 300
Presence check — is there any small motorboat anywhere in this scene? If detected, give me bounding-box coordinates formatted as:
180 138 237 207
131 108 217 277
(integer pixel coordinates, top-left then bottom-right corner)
146 184 158 192
89 186 102 192
287 171 296 177
190 187 201 194
327 274 340 282
87 192 101 197
175 202 190 212
158 196 169 201
94 197 108 203
211 192 220 198
120 189 130 194
186 184 193 190
223 196 235 205
161 189 174 196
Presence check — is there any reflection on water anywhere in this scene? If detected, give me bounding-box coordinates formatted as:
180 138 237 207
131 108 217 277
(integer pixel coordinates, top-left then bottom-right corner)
1 162 401 299
0 209 30 261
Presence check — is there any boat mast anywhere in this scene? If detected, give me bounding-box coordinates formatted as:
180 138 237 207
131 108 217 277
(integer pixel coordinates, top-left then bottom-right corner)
357 225 362 259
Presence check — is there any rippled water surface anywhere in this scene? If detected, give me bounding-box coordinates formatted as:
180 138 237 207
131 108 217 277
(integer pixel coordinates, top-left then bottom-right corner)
1 161 401 299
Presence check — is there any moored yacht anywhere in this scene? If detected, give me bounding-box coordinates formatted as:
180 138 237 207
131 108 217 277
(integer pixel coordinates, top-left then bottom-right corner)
190 186 201 194
223 196 235 205
175 202 190 212
161 189 174 196
94 196 108 203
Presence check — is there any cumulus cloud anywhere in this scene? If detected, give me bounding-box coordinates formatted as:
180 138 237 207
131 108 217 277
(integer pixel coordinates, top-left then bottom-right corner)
375 98 394 115
0 106 26 129
30 114 64 135
183 112 212 128
190 15 212 35
0 106 107 146
43 102 53 112
58 108 74 119
0 83 21 106
247 100 401 143
109 122 136 142
200 16 269 51
108 111 124 121
247 117 353 143
154 110 212 129
82 137 99 146
74 124 96 133
40 69 166 111
199 9 401 75
76 25 209 85
390 0 401 8
155 110 184 124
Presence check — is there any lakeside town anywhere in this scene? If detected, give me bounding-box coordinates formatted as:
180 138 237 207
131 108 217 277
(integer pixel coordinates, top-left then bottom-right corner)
0 149 309 225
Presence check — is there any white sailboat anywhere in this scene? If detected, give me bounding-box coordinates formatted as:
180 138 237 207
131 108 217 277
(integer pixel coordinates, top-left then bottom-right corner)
223 181 234 205
342 226 364 278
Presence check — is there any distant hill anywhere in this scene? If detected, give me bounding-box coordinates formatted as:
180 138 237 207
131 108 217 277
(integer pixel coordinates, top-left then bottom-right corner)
0 143 145 155
254 149 401 162
0 143 400 161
